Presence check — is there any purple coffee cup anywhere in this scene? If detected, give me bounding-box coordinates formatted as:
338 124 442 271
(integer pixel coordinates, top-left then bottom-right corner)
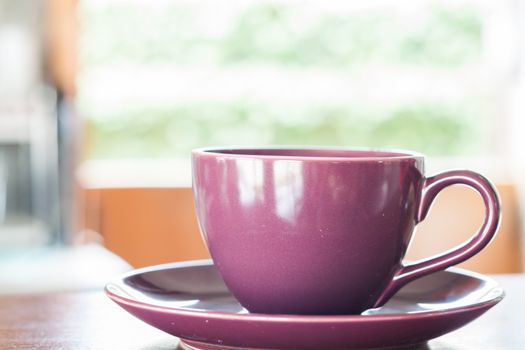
192 147 500 315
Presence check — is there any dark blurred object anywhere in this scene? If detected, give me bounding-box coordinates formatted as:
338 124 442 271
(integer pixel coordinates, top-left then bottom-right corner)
0 0 78 247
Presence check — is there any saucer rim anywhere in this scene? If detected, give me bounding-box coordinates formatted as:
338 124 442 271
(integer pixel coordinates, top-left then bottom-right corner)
105 259 504 322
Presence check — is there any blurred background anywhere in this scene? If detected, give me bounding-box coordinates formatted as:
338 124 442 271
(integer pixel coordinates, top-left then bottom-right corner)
0 0 523 294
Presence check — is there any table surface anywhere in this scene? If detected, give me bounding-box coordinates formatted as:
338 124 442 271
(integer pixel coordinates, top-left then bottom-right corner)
0 275 523 350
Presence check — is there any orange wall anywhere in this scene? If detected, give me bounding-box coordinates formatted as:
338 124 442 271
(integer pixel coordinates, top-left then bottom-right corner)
88 188 209 267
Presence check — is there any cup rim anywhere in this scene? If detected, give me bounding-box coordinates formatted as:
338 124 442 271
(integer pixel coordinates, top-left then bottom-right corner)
192 146 425 162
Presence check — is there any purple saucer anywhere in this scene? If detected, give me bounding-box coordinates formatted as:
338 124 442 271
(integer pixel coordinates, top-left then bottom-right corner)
106 260 503 350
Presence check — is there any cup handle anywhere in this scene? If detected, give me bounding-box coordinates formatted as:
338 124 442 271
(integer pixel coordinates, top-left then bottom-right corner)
373 170 501 308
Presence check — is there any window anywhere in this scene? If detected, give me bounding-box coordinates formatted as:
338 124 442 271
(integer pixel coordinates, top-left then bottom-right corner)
79 0 517 160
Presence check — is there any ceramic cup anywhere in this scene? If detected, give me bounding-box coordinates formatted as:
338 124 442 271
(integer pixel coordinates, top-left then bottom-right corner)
192 147 500 315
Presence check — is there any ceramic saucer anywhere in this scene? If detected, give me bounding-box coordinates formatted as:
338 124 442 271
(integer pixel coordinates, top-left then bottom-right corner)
106 260 503 350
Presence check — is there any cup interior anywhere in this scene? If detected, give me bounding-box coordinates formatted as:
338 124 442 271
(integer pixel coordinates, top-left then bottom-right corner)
198 147 419 160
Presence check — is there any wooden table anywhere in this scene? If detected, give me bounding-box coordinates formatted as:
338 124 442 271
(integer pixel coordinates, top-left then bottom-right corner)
0 275 522 349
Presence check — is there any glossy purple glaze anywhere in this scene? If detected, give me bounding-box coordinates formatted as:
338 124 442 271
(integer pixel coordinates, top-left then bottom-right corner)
105 260 504 350
192 147 501 315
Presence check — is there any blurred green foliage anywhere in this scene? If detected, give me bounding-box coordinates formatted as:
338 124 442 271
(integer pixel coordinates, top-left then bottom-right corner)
82 3 481 67
222 5 481 66
87 101 482 159
80 1 487 159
